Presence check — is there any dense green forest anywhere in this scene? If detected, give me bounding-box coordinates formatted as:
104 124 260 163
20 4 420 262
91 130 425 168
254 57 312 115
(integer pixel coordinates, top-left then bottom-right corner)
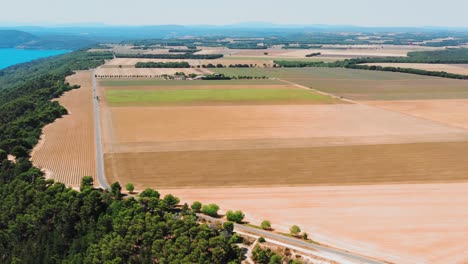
135 62 191 68
0 50 243 263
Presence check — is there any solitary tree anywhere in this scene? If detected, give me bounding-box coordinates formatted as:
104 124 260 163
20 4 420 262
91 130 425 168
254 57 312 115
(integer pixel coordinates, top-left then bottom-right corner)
226 210 245 223
80 176 94 191
302 232 308 240
201 204 220 217
261 220 272 230
111 182 122 199
125 183 135 194
290 225 301 237
191 201 202 212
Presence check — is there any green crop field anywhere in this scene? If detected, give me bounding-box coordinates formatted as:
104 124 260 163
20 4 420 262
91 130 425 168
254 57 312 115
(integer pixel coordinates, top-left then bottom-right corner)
100 79 282 87
212 68 468 100
222 56 338 62
214 67 432 80
106 88 339 106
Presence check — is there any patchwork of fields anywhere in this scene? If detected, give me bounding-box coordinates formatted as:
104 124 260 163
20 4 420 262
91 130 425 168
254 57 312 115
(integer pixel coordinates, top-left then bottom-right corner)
214 67 468 100
33 62 468 263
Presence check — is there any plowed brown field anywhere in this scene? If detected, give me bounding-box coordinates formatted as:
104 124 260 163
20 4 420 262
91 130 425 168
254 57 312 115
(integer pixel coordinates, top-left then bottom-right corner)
105 141 468 189
31 71 96 187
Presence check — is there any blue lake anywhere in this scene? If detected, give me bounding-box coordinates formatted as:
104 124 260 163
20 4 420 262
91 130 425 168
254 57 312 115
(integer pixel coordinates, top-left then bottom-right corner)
0 48 70 70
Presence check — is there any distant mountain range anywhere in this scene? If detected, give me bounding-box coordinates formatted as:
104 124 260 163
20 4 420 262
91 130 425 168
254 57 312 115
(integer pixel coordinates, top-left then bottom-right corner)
0 29 97 50
1 23 468 50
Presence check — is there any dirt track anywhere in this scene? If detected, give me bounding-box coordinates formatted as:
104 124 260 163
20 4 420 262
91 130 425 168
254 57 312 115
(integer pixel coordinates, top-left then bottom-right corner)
158 183 468 264
31 71 96 187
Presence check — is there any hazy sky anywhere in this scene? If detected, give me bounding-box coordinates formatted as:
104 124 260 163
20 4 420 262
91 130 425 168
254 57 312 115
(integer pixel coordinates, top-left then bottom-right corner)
1 0 467 27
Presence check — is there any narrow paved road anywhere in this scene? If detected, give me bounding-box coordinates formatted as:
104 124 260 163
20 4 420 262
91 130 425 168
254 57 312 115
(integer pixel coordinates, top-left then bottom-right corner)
92 70 110 190
198 214 386 264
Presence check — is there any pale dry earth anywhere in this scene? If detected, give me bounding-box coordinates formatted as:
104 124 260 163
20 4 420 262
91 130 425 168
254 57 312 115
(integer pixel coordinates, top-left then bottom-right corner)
363 99 468 130
31 71 96 186
104 104 468 145
158 183 468 264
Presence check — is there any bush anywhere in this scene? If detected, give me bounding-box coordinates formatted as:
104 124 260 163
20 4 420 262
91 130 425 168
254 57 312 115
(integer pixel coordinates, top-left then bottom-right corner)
226 210 245 223
125 183 135 193
290 225 301 236
139 188 160 199
258 237 266 243
223 221 234 233
201 204 220 217
261 220 272 230
191 201 202 212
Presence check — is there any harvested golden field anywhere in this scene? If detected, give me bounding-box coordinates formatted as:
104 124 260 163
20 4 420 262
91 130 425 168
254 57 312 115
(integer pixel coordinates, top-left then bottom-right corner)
95 67 212 78
105 141 468 189
159 183 468 264
31 71 96 187
364 99 468 129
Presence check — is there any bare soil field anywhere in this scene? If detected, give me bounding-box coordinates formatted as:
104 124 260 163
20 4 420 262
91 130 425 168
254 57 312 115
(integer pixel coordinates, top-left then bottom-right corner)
103 104 467 145
105 141 468 189
95 67 212 78
31 71 96 187
364 99 468 130
158 183 468 264
364 63 468 75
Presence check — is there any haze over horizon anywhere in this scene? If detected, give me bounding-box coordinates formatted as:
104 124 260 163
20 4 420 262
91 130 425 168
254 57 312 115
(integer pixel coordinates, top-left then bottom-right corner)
1 0 467 28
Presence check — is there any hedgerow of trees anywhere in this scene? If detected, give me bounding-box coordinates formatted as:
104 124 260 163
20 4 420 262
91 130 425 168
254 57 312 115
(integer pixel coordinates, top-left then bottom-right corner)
135 61 191 68
115 53 224 59
274 49 468 79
